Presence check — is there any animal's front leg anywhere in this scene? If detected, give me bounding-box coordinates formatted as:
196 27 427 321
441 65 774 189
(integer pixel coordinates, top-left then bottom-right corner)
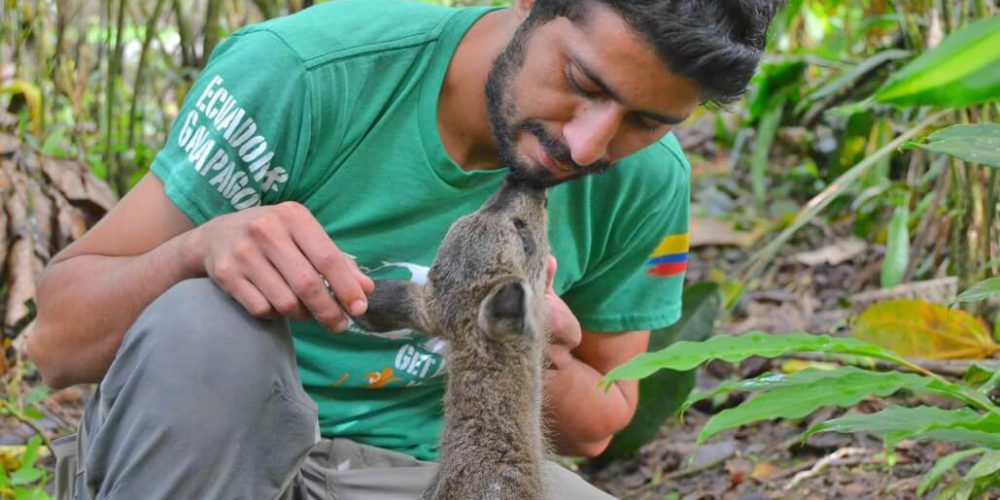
353 280 432 333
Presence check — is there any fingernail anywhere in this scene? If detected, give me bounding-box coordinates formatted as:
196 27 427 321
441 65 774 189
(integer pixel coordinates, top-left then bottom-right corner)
349 299 367 316
334 318 350 332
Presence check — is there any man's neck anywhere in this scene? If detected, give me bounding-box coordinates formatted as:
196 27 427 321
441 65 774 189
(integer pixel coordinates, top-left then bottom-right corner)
437 9 516 172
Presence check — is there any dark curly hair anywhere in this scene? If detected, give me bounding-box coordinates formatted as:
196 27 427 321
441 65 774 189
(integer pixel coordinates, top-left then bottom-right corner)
525 0 785 105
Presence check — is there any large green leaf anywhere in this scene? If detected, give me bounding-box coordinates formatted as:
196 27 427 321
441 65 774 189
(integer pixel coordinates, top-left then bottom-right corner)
600 283 721 458
919 448 988 496
684 368 862 413
804 405 983 448
604 332 912 383
910 125 1000 169
696 369 955 443
874 15 1000 107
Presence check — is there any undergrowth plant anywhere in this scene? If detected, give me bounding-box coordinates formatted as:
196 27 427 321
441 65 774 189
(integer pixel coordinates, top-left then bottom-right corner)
604 277 1000 498
0 361 52 500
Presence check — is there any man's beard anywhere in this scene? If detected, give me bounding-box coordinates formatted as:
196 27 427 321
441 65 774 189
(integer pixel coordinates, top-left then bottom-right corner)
484 17 613 189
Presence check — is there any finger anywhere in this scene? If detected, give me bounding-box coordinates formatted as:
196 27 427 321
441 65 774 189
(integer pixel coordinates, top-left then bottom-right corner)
546 254 558 292
261 238 349 331
352 265 375 295
545 294 582 349
289 221 369 317
226 277 279 320
545 345 574 370
243 252 312 322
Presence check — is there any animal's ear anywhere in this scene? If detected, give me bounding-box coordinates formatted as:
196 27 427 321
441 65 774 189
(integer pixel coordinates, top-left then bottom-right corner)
477 280 532 338
354 280 432 334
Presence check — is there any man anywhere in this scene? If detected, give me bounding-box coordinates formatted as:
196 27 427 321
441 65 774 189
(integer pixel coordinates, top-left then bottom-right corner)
29 0 779 497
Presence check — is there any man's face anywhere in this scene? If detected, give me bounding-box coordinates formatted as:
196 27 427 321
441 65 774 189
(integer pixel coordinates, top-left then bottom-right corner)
486 3 702 188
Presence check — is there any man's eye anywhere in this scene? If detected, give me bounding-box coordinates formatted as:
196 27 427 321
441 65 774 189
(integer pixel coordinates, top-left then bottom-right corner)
566 70 602 98
631 116 663 133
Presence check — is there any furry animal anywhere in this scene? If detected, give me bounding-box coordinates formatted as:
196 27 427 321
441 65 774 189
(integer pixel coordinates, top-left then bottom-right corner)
355 174 549 500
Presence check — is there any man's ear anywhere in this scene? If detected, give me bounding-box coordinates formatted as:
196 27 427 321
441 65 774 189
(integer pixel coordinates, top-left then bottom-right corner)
513 0 535 20
353 280 432 334
477 280 533 339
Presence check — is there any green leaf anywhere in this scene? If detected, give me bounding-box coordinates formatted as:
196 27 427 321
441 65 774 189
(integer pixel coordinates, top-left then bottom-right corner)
919 448 987 496
804 405 983 449
911 124 1000 169
937 479 976 500
874 15 1000 107
697 370 955 444
604 332 912 383
9 467 43 486
20 436 41 470
881 198 910 289
16 488 52 500
22 387 49 406
965 450 1000 480
806 50 912 103
21 407 44 420
962 363 999 388
955 277 1000 303
600 283 721 458
750 95 785 209
684 368 858 414
917 413 1000 449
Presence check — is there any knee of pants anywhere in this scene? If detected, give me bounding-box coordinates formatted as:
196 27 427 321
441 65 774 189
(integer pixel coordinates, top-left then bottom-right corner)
107 278 315 411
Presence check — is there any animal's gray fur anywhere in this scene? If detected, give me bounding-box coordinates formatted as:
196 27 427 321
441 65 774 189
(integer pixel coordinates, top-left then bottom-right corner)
355 175 550 500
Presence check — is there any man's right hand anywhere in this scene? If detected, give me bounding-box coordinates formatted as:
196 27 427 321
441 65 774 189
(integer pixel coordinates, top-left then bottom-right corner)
193 201 374 332
30 175 374 388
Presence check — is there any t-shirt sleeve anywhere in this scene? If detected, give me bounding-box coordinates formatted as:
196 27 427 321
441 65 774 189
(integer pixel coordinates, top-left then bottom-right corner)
150 28 311 225
563 143 691 333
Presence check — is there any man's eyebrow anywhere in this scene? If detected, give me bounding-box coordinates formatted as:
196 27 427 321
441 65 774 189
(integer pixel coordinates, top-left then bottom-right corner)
572 55 688 126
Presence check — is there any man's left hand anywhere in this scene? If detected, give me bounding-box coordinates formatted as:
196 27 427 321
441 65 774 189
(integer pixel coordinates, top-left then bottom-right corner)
544 255 582 369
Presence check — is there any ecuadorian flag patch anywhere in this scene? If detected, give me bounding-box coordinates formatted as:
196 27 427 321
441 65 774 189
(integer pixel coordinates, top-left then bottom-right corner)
646 233 689 277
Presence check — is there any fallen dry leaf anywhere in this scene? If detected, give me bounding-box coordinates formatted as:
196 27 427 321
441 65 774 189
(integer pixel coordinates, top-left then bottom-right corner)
691 216 764 248
4 235 42 329
852 299 999 360
52 189 88 248
40 157 88 201
28 177 55 260
751 461 781 481
0 203 7 277
793 238 867 266
4 164 31 237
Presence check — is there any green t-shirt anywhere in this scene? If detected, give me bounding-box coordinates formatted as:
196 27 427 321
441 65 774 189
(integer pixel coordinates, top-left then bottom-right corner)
151 0 691 461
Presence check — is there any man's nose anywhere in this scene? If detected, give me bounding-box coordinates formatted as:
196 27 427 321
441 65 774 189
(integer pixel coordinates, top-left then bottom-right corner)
562 104 622 167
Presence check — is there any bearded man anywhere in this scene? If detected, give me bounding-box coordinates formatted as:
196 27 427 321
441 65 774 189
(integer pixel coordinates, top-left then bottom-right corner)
30 0 780 497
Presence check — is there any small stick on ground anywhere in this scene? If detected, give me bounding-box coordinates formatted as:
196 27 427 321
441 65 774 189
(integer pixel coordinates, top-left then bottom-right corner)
784 447 871 491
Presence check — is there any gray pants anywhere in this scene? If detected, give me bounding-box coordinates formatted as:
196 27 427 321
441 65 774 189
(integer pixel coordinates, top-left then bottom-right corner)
53 278 615 500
